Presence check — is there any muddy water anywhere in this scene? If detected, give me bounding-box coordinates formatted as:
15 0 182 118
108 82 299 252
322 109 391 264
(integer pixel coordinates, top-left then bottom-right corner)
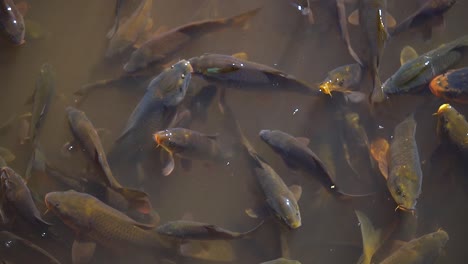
1 0 468 263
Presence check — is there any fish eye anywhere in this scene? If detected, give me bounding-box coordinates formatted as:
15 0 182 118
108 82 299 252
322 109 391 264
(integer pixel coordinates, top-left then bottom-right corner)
396 187 405 197
167 141 177 148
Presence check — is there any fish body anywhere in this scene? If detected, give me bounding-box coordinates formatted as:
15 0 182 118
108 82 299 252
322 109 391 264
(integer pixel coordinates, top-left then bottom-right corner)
261 258 301 264
436 104 468 150
189 53 316 94
387 115 422 211
108 60 192 165
0 231 61 264
430 67 468 103
319 63 362 96
29 63 56 144
391 0 456 40
44 190 173 250
383 35 468 95
156 220 263 240
0 167 51 227
259 130 338 194
380 230 449 264
0 0 25 45
106 0 153 57
124 8 260 72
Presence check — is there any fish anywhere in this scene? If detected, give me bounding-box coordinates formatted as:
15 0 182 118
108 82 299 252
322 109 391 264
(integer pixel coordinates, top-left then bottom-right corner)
153 128 230 176
430 67 468 103
44 190 175 263
106 0 153 57
156 220 263 240
380 229 449 264
355 211 382 264
259 129 364 198
219 89 302 229
0 167 52 227
382 34 468 95
260 258 302 264
108 60 192 167
27 63 56 145
318 63 363 98
0 231 61 264
336 0 363 65
387 115 422 212
0 0 25 45
66 107 153 214
107 0 125 39
435 104 468 150
400 46 419 66
348 0 396 103
189 53 318 94
391 0 456 40
124 8 260 72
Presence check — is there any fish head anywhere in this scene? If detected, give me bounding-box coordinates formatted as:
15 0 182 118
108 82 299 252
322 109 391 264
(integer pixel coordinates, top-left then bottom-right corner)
124 48 153 73
2 2 25 45
274 195 301 229
0 167 25 199
151 60 193 106
44 190 93 231
66 106 84 124
153 129 189 155
259 130 284 149
430 229 449 247
388 166 419 211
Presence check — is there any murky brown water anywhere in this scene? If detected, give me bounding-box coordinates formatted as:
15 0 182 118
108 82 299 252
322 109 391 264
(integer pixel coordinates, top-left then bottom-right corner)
2 0 468 263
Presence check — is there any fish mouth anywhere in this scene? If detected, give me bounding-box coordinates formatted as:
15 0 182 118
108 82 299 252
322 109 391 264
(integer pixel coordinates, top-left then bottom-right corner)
288 220 302 229
395 205 416 215
437 103 452 115
153 133 172 153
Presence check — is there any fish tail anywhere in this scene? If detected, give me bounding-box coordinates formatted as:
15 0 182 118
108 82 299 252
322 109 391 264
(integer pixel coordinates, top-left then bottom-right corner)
355 211 382 264
370 70 385 104
226 7 261 30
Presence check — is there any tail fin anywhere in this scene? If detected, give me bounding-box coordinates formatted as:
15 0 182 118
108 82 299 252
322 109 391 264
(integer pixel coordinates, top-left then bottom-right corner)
226 8 261 30
355 211 382 264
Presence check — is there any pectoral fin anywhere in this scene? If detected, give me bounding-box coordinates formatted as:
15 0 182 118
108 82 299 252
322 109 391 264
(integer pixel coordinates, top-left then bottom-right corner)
116 187 152 214
245 204 270 219
348 10 359 25
295 137 310 146
288 185 302 201
72 238 96 264
162 152 175 176
232 52 248 60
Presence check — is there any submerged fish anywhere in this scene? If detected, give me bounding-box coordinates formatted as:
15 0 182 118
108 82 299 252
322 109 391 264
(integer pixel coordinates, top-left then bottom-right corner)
0 0 25 45
66 107 152 214
0 231 61 264
336 0 362 65
45 190 175 263
108 60 192 166
430 67 468 103
388 115 422 212
318 63 363 97
0 167 51 227
106 0 153 57
435 104 468 150
124 8 260 72
156 220 263 240
189 53 317 94
28 63 56 145
380 229 449 264
348 0 396 103
355 211 382 264
153 128 229 176
382 35 468 95
261 258 302 264
391 0 456 40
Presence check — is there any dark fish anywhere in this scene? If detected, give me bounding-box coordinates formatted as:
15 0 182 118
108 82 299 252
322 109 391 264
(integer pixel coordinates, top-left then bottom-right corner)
387 115 422 211
153 128 229 176
219 90 302 229
391 0 456 40
28 63 56 145
348 0 396 103
382 35 468 95
318 63 363 96
259 129 353 197
336 0 363 65
66 107 153 215
156 220 263 240
107 0 124 39
108 60 192 165
45 190 175 263
0 231 61 264
435 104 468 150
124 8 260 72
189 53 318 94
261 258 302 264
106 0 153 57
0 167 52 227
0 0 25 45
380 230 449 264
430 67 468 103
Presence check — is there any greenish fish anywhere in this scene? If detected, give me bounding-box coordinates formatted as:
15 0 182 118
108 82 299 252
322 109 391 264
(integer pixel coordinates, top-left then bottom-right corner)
0 0 25 45
388 115 422 212
435 103 468 150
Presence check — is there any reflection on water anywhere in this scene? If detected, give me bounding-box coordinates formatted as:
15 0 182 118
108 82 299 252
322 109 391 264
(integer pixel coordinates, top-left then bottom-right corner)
1 0 468 263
